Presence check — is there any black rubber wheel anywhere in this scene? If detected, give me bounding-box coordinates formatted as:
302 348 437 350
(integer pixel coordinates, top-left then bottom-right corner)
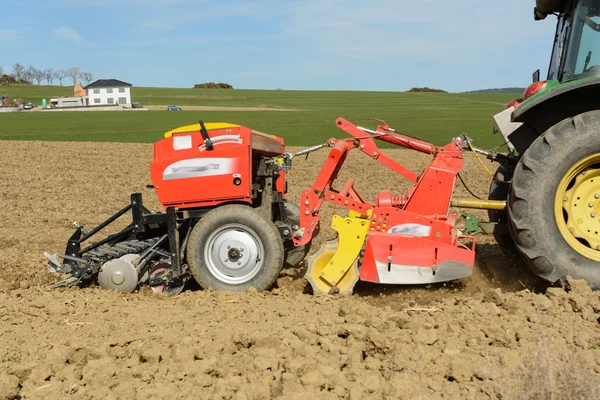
283 202 312 267
508 111 600 288
488 164 520 261
186 205 284 291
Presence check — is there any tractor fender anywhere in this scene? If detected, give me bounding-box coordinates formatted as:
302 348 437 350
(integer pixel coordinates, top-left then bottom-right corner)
508 79 600 154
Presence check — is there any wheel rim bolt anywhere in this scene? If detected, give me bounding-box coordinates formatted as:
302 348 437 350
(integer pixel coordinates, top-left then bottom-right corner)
597 246 600 251
589 202 595 207
592 212 597 218
596 193 600 199
570 228 575 233
563 196 568 202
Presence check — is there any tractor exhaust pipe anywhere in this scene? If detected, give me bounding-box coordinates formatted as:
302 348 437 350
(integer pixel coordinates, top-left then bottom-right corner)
451 198 506 210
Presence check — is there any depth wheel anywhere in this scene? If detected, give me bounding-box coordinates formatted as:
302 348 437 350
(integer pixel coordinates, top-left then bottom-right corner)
187 205 284 291
508 111 600 288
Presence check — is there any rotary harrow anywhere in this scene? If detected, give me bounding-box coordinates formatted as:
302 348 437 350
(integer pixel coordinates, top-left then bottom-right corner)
45 118 510 295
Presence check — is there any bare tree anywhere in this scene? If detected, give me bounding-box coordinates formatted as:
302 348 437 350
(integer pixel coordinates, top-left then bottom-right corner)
0 66 4 76
12 63 25 81
55 69 67 86
30 67 44 85
79 71 93 85
43 68 54 85
22 66 35 84
67 67 81 85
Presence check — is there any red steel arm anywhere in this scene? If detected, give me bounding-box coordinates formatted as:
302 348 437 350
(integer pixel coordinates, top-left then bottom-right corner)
335 118 421 183
294 140 359 246
293 118 465 247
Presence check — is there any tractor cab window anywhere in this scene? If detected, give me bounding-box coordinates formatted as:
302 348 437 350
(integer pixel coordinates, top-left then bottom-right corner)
563 0 600 81
548 14 569 81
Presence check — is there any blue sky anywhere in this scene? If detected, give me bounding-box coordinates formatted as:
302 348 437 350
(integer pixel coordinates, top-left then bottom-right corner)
1 0 558 92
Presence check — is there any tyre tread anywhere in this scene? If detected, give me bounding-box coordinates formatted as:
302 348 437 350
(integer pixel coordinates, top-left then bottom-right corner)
508 111 600 288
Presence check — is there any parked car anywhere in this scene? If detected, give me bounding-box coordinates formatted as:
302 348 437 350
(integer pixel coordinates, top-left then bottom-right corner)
22 103 35 110
132 102 142 108
167 105 182 111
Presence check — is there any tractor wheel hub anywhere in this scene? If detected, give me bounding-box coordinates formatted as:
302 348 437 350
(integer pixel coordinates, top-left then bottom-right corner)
555 154 600 260
205 223 263 284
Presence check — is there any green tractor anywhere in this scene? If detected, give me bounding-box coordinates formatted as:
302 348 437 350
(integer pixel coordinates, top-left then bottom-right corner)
491 0 600 288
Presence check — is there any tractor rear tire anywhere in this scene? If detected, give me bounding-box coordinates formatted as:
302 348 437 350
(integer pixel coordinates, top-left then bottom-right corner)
187 205 284 291
508 111 600 288
488 164 520 261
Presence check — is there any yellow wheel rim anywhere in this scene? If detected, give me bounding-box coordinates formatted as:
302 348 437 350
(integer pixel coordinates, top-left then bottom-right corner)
554 154 600 261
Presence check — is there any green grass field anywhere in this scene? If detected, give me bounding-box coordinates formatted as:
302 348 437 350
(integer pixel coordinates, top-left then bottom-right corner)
0 85 519 148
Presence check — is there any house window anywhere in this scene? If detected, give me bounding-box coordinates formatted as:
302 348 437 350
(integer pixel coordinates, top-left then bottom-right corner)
118 97 127 104
93 88 100 94
119 87 125 93
107 98 114 104
94 98 100 104
107 88 113 94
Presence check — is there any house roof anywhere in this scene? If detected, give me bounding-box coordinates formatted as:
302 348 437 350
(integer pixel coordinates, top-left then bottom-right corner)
85 79 132 89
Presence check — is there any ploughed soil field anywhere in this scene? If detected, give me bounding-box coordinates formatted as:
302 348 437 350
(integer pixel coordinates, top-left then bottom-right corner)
1 141 600 399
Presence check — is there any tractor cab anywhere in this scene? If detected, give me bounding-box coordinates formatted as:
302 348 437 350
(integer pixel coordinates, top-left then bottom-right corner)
537 0 600 81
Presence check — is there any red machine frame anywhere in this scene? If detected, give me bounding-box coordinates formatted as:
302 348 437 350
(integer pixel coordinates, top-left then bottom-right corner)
295 118 475 284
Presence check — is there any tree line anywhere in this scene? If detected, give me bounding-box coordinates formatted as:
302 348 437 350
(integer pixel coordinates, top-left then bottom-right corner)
0 64 93 86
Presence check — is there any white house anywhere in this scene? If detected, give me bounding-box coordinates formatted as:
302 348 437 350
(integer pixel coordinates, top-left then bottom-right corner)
86 79 133 106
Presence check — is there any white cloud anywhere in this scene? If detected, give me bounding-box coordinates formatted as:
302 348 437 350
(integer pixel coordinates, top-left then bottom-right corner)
282 0 555 65
52 27 84 44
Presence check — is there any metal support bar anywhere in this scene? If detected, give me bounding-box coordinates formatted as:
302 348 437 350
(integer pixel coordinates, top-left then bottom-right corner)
80 225 135 254
137 235 168 265
167 207 182 276
293 144 326 158
58 254 90 264
78 203 132 243
136 235 169 281
131 193 145 232
451 198 506 210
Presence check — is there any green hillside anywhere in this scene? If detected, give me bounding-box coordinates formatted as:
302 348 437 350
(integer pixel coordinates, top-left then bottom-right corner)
0 85 517 148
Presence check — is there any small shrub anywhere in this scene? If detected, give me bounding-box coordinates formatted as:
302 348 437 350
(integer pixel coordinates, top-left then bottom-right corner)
407 87 447 93
193 82 233 89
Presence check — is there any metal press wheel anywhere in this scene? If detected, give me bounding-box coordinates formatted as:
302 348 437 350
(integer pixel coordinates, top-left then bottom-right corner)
186 205 284 291
204 223 265 285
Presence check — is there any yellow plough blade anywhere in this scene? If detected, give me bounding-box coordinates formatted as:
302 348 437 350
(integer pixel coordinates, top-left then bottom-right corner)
305 213 370 295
